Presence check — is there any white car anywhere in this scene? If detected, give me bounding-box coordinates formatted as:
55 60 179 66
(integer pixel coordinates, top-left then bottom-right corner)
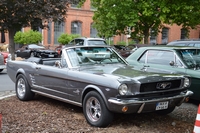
67 37 107 46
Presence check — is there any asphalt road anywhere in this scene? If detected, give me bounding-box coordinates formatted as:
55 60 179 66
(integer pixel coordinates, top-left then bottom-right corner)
0 69 15 92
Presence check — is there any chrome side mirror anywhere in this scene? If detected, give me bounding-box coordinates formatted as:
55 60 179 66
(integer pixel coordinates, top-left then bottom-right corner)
169 61 175 66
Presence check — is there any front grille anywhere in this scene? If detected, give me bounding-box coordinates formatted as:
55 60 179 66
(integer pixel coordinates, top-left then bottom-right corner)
0 55 4 65
140 79 181 92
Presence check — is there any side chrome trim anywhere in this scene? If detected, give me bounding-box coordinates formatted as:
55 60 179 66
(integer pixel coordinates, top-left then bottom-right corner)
31 90 82 107
108 90 193 105
32 84 67 95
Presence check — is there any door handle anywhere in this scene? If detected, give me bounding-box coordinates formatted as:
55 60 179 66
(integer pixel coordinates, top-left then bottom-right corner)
143 65 150 67
35 67 41 69
141 65 149 71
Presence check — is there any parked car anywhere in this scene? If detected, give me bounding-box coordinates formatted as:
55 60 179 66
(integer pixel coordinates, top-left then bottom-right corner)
15 44 59 59
7 45 193 127
0 52 9 73
112 45 134 58
126 46 200 100
56 37 108 57
167 39 200 47
67 37 107 46
113 44 153 58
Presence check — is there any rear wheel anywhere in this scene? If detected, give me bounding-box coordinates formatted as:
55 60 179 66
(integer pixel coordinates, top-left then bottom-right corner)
0 69 3 73
83 91 113 127
16 74 35 101
156 107 175 115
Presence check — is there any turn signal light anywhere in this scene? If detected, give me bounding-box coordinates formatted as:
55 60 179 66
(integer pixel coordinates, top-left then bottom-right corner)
122 106 128 112
185 97 190 102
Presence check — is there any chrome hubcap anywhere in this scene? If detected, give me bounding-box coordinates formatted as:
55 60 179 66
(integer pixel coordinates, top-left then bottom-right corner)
17 78 25 97
86 97 101 122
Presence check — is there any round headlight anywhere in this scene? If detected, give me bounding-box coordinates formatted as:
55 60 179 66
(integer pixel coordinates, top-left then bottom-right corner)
118 84 128 95
184 77 190 87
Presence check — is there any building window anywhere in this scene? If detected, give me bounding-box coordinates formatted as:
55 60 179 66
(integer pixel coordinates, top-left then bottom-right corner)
48 22 52 44
150 29 157 45
71 21 82 35
90 23 98 37
181 28 187 39
162 27 169 44
70 1 81 8
54 22 65 44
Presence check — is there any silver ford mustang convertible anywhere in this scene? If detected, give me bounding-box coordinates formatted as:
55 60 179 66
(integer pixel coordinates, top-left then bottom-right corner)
7 45 193 127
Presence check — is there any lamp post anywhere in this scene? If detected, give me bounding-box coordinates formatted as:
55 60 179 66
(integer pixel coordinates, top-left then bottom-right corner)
126 27 131 46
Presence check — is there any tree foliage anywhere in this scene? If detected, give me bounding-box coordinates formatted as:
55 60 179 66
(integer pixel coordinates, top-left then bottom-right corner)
0 0 79 59
58 33 80 45
82 0 200 44
14 30 42 45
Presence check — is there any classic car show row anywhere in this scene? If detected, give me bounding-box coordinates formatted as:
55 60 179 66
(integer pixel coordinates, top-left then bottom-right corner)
6 44 196 127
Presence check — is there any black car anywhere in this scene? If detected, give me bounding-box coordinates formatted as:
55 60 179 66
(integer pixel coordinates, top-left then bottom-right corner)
15 44 59 59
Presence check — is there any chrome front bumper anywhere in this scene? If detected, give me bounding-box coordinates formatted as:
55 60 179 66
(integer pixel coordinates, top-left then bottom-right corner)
108 90 193 105
107 90 193 113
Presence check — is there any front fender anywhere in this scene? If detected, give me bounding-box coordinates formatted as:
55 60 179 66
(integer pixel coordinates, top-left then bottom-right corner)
81 85 111 109
16 68 26 79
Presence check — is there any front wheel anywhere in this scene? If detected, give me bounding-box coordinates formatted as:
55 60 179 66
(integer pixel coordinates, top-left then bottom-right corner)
0 69 3 73
16 74 35 101
83 91 113 127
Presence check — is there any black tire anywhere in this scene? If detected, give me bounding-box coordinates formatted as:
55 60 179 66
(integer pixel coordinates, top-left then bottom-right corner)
83 91 113 127
156 106 175 115
16 74 35 101
0 69 3 73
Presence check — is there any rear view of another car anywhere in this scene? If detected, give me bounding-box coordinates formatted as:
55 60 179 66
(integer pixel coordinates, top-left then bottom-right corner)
68 37 107 46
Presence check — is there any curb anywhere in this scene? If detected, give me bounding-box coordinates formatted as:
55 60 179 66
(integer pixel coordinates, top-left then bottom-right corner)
0 91 16 100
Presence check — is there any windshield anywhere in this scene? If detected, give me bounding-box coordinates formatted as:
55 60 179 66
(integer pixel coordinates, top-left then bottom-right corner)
66 47 126 67
176 49 200 69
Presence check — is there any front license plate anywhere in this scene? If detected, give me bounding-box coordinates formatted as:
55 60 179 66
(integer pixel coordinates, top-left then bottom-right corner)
156 101 168 110
49 55 54 57
95 54 105 57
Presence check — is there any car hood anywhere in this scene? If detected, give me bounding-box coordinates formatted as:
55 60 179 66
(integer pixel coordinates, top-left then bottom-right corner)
79 64 184 83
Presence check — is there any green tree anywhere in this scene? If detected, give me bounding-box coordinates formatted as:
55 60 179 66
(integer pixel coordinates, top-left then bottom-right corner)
58 33 80 44
14 30 42 45
81 0 200 44
0 0 78 60
13 32 25 45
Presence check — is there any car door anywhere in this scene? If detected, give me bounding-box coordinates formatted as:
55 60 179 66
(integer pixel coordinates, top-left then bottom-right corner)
30 59 85 104
30 63 72 99
136 50 187 74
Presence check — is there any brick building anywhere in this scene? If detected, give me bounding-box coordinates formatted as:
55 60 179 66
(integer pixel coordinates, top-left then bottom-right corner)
1 0 200 46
